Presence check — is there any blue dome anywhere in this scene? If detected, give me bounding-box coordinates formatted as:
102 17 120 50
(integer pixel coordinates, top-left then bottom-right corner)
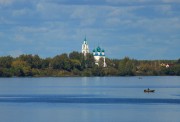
96 46 101 52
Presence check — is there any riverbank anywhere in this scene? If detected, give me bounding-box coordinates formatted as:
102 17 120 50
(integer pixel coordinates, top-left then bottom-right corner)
0 52 180 77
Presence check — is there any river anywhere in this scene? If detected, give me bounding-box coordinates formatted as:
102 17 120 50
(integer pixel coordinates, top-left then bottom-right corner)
0 76 180 122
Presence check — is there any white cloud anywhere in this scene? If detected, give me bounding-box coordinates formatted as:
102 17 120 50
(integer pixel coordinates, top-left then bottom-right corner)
105 18 133 26
36 3 99 27
133 17 180 33
0 32 3 37
100 4 180 34
159 5 171 12
36 2 72 19
161 0 180 3
106 0 151 4
105 6 141 26
70 7 86 19
43 21 68 28
0 0 14 5
105 18 120 26
80 18 96 26
0 17 14 24
70 6 98 26
155 5 172 15
106 0 180 4
147 47 168 59
14 34 33 44
12 9 29 16
107 6 140 17
36 2 45 12
17 26 49 33
8 50 23 57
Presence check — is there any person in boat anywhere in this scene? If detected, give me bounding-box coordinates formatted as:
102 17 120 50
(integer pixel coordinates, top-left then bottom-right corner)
144 88 155 92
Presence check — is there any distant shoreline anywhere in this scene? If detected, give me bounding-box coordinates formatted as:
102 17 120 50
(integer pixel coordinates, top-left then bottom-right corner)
0 52 179 77
0 75 167 78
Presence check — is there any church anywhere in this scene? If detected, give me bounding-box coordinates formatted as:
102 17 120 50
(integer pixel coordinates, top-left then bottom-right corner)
81 37 106 67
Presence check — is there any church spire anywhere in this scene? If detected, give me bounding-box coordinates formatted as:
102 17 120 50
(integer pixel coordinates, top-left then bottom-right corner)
84 36 86 41
82 36 89 56
84 35 87 44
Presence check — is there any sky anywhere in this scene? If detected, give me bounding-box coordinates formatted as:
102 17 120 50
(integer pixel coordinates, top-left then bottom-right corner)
0 0 180 60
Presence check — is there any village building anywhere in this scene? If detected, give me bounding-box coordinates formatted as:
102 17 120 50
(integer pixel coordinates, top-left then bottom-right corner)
160 63 170 68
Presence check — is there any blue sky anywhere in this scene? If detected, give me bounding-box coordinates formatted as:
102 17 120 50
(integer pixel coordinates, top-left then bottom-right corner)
0 0 180 59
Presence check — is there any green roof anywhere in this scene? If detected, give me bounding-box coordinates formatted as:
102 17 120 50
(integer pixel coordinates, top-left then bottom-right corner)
96 46 101 52
93 46 105 53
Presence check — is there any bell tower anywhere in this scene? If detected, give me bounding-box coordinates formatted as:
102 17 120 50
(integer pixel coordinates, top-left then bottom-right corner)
82 36 89 56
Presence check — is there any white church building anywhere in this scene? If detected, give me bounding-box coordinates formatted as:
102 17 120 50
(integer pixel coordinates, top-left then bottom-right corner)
93 46 106 67
81 37 106 67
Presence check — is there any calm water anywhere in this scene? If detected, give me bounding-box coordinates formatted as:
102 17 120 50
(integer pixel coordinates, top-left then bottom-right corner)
0 76 180 122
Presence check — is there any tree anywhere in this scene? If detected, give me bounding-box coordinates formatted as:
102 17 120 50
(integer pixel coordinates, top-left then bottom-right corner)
106 58 115 68
32 55 42 69
0 68 13 77
11 60 32 76
71 59 81 70
0 56 13 68
69 51 85 70
51 53 72 71
18 54 42 69
69 51 82 60
118 57 135 76
91 65 105 76
85 53 95 68
177 59 180 64
41 58 51 69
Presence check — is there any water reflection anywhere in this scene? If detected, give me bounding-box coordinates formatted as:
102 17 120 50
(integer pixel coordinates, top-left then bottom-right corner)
0 94 180 104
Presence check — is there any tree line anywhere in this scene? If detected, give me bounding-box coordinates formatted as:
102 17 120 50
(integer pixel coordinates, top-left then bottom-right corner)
0 51 179 77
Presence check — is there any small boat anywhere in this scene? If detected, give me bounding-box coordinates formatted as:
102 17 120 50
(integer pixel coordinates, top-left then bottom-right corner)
144 88 155 93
